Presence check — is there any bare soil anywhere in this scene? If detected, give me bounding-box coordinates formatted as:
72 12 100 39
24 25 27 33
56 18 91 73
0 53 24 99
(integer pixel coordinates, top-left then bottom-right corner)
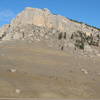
0 40 100 99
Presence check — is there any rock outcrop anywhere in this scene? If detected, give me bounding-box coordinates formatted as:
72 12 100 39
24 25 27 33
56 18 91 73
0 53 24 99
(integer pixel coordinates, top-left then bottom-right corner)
0 7 100 55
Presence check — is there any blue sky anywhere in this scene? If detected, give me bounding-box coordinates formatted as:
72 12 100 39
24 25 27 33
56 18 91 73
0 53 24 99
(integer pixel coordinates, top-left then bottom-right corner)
0 0 100 28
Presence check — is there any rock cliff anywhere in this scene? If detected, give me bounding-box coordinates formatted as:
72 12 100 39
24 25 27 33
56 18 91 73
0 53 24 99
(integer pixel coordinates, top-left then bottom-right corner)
0 7 100 55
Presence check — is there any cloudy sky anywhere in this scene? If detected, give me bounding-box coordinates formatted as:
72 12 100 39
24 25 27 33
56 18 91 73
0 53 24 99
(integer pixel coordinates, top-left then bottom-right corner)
0 0 100 28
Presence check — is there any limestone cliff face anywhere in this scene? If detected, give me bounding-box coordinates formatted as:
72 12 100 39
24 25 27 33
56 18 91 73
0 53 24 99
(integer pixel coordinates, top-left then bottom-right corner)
0 7 100 55
0 7 100 38
10 7 100 35
11 7 71 32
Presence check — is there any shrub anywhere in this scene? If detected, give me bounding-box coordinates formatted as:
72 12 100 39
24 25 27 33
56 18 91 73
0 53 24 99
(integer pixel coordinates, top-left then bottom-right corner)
64 32 66 39
75 40 84 50
58 33 63 40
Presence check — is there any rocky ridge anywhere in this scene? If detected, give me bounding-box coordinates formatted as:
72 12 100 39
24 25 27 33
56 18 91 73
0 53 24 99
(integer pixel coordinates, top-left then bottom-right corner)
0 7 100 55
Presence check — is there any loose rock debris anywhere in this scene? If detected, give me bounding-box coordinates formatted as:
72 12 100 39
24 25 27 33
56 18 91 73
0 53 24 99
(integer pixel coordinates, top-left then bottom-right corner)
15 89 21 94
81 68 88 74
8 68 17 73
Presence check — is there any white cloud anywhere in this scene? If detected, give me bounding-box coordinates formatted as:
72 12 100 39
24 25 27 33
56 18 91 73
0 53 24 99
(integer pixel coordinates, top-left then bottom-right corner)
0 9 15 23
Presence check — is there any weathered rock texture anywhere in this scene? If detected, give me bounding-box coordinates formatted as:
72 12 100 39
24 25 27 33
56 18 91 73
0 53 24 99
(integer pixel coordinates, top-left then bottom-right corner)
0 7 100 55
